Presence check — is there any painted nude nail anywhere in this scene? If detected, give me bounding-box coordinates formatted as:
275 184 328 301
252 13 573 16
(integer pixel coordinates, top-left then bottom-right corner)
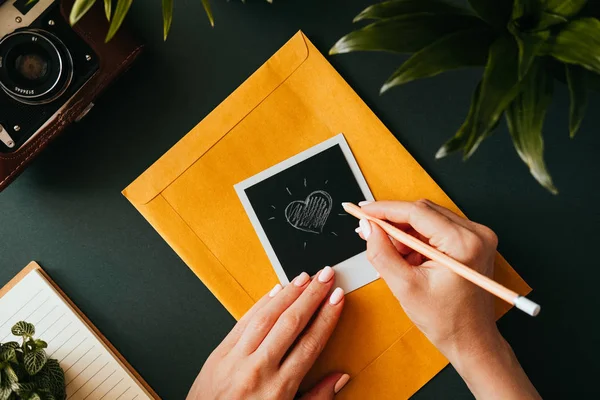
329 287 344 305
334 374 350 394
359 219 371 239
355 227 362 233
358 201 373 207
269 284 282 297
294 272 310 287
318 266 334 283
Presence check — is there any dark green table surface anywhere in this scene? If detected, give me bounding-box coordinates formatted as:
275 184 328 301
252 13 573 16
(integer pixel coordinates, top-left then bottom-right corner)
1 0 599 398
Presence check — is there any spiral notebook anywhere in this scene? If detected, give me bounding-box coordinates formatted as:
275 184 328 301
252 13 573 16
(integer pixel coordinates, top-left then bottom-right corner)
0 262 159 400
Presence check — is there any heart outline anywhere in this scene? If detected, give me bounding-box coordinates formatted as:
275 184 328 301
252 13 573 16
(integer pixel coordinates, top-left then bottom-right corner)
284 190 333 234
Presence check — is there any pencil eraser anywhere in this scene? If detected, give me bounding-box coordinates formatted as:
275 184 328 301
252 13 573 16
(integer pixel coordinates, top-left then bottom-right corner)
514 296 541 317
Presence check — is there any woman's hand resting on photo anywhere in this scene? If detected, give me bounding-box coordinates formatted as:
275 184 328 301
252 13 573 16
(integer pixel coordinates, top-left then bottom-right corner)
186 267 348 400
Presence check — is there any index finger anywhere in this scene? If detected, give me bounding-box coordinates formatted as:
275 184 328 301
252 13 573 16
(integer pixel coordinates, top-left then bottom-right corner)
360 200 461 240
216 286 277 354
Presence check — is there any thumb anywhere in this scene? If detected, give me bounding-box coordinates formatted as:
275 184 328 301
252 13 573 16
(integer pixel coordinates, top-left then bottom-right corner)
362 219 416 288
298 373 350 399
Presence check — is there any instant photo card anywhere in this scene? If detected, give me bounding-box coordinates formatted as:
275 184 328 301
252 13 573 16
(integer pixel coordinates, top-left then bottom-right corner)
234 134 378 293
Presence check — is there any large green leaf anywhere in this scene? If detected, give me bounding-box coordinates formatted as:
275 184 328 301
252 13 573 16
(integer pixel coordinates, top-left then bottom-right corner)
11 321 34 337
511 0 542 21
436 82 481 158
104 0 112 21
201 0 215 27
24 349 47 376
545 0 587 17
330 13 486 55
566 65 588 138
464 35 523 158
510 28 550 79
162 0 174 41
69 0 97 25
506 61 557 193
548 18 600 75
105 0 133 42
535 12 568 30
511 0 568 31
468 0 513 29
381 28 494 92
353 0 471 22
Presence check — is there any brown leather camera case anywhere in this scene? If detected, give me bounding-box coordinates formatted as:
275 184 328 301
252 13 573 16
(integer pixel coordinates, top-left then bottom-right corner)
0 0 144 191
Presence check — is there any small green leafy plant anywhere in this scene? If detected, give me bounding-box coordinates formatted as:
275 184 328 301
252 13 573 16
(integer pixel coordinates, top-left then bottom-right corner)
69 0 272 42
331 0 600 194
0 322 66 400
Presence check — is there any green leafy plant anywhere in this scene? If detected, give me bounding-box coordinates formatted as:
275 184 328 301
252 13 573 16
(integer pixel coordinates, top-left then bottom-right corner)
69 0 272 42
0 321 66 400
331 0 600 194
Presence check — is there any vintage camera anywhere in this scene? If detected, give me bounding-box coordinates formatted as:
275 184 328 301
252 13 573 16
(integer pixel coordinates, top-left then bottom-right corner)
0 0 143 191
0 0 100 152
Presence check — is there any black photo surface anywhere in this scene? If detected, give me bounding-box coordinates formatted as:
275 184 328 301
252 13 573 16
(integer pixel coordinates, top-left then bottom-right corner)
244 144 368 279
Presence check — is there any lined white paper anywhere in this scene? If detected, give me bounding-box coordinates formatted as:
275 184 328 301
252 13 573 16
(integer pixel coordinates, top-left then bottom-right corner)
0 270 153 400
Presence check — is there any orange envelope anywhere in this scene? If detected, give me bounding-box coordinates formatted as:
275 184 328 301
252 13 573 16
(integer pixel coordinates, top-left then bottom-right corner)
123 32 531 399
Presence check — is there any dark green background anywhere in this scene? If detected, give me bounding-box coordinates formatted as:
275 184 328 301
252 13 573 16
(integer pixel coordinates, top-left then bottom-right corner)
1 0 598 398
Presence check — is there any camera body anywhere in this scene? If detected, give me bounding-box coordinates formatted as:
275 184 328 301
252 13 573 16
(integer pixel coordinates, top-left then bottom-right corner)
0 0 100 152
0 0 143 190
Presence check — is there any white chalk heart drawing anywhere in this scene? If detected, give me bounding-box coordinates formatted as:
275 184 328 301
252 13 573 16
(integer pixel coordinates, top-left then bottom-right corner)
284 190 333 234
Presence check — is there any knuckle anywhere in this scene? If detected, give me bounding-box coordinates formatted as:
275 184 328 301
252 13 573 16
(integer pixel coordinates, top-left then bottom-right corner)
413 200 430 213
319 308 336 326
479 226 499 247
280 312 302 334
462 231 486 257
250 314 272 334
306 281 325 299
299 335 323 355
255 349 274 367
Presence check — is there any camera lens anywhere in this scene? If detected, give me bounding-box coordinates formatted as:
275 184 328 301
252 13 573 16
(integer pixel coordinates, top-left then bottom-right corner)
14 52 49 81
0 29 73 105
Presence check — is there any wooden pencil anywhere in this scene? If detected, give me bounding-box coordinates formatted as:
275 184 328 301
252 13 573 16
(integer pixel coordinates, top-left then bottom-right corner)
342 202 540 317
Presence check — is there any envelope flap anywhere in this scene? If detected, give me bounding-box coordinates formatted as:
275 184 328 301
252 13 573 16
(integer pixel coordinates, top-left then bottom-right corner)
123 32 310 205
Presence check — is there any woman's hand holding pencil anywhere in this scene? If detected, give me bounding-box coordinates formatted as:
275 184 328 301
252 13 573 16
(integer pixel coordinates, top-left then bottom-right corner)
352 200 541 400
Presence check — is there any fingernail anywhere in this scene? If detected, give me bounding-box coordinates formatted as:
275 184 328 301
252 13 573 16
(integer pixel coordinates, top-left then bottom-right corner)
358 201 373 207
294 272 310 286
334 373 350 393
329 287 344 305
355 227 362 233
318 266 335 283
269 284 282 297
359 219 371 239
